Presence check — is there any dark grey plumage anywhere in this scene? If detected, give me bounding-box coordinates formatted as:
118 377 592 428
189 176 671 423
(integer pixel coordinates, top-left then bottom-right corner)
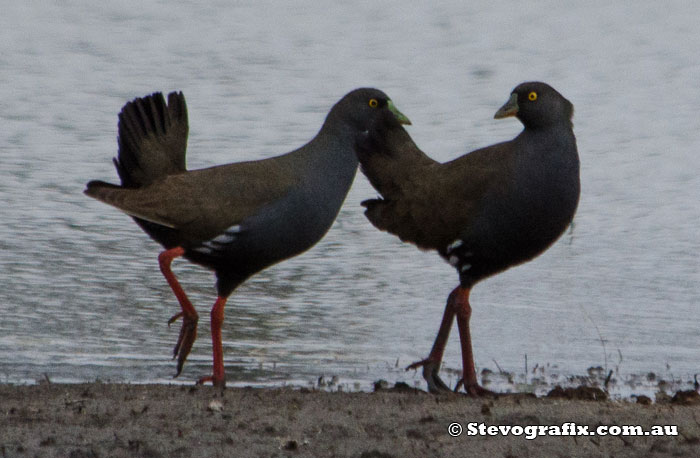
85 88 411 386
357 82 580 395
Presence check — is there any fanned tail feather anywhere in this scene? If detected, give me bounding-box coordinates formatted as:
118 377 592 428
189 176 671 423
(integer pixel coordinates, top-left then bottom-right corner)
115 92 189 188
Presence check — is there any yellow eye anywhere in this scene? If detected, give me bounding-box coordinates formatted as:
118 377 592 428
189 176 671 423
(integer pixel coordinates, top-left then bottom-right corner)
528 91 537 101
368 98 379 108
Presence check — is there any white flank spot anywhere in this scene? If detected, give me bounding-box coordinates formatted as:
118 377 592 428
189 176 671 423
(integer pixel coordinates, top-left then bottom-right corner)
461 264 472 272
192 246 212 254
227 225 242 233
211 233 236 244
448 255 459 266
447 239 463 252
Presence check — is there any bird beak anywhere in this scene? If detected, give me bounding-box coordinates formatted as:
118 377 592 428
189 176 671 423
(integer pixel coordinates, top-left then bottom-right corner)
388 100 412 125
494 93 519 119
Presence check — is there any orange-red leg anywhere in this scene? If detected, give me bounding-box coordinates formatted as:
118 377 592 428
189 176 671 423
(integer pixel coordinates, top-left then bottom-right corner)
196 296 228 388
158 247 198 377
406 288 459 392
452 286 493 396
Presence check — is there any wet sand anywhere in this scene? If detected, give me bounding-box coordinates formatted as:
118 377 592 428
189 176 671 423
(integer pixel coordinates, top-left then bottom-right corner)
2 383 699 457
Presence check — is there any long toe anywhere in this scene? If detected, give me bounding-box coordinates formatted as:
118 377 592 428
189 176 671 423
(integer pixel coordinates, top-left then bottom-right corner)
172 315 198 376
407 358 451 393
466 383 495 397
196 374 226 389
425 370 451 393
454 378 495 397
167 311 184 326
406 357 431 371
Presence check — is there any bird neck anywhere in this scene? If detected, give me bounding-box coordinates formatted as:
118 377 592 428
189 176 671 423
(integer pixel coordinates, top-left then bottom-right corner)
285 124 359 188
519 123 576 152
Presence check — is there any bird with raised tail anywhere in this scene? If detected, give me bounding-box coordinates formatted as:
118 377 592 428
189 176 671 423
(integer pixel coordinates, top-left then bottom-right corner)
357 82 580 395
85 88 411 387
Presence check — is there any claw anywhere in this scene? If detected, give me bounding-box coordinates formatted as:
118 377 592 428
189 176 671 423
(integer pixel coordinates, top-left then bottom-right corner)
407 358 451 393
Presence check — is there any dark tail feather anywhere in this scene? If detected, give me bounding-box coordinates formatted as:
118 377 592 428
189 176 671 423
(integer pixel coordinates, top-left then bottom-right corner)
361 197 393 233
84 180 125 204
115 92 189 188
84 180 180 247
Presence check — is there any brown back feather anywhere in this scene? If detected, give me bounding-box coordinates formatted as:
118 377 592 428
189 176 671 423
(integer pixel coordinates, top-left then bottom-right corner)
360 125 511 251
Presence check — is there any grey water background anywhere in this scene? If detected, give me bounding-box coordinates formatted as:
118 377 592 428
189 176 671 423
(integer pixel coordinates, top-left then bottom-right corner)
1 1 698 395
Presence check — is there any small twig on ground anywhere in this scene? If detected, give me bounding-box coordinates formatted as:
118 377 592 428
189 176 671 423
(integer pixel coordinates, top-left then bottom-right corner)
492 359 504 374
578 304 608 372
604 370 613 390
524 354 528 375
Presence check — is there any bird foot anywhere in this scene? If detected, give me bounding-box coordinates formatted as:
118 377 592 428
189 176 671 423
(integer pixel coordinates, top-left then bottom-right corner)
195 375 226 389
454 378 495 397
168 311 198 377
406 358 451 393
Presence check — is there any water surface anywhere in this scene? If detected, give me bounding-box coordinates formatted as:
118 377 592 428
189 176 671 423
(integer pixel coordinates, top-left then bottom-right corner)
1 1 698 397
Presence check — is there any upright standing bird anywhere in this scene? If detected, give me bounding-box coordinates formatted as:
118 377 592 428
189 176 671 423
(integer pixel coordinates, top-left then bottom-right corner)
85 88 411 387
357 82 580 395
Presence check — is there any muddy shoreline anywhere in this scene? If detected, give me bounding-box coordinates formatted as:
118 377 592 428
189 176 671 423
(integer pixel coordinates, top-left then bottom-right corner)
1 382 699 457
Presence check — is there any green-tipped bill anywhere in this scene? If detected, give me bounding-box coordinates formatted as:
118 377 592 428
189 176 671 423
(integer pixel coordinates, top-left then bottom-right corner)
388 100 411 125
494 93 518 119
